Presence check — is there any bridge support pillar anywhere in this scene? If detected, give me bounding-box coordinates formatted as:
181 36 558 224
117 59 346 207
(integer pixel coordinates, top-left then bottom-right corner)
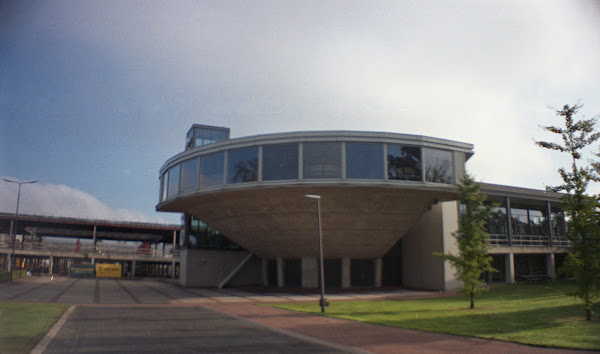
7 251 12 272
131 260 136 279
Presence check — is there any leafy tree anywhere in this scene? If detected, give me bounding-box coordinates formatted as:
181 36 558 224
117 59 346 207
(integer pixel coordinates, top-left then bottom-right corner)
435 173 495 309
536 103 600 321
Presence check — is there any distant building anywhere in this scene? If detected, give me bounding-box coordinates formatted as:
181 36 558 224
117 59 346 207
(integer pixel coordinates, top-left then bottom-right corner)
157 125 569 290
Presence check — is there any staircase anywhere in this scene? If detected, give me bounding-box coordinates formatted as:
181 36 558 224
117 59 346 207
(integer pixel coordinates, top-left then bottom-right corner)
216 251 253 288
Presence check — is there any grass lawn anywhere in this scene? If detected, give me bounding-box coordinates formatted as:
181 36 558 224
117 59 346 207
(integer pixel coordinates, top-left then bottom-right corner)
0 303 69 353
270 280 600 350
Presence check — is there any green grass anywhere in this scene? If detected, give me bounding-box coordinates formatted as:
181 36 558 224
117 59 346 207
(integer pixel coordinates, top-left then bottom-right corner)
270 281 600 350
0 303 69 353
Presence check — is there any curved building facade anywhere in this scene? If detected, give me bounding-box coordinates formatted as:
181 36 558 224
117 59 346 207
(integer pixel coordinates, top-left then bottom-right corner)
158 125 568 290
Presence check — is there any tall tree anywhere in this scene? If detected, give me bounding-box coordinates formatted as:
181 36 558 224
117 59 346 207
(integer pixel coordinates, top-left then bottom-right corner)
435 173 495 309
536 102 600 321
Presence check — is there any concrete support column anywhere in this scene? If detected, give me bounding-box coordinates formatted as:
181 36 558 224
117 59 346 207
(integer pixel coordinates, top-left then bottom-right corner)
49 256 54 275
301 257 318 288
505 253 515 284
276 257 284 288
374 258 382 288
341 257 351 288
131 260 136 279
172 230 177 279
546 253 556 279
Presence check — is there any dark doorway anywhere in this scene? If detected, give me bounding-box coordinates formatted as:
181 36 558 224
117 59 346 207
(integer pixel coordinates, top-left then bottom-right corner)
351 259 374 287
554 253 569 279
321 259 342 288
382 239 402 286
267 259 277 287
485 255 505 283
285 259 301 287
514 254 546 281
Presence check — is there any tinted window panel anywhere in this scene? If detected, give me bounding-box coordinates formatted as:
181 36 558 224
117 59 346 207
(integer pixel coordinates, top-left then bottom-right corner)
180 158 199 192
346 143 384 179
387 145 422 181
303 142 342 179
262 143 299 181
200 152 224 188
424 148 453 184
161 173 168 201
167 164 180 198
227 147 258 183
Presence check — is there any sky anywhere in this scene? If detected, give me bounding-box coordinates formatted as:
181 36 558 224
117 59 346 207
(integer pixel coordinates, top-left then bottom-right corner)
1 1 600 224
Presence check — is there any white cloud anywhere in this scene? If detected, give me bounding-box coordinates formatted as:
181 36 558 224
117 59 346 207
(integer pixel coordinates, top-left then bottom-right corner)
0 178 170 223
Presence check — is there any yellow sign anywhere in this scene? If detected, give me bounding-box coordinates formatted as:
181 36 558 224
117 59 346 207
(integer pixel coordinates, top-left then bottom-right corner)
95 263 122 278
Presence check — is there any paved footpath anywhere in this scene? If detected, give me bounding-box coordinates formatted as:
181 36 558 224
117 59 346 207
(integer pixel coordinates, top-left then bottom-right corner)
0 277 593 353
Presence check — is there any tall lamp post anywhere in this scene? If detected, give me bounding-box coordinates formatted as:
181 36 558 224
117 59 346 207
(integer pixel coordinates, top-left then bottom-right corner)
304 194 326 312
3 178 37 281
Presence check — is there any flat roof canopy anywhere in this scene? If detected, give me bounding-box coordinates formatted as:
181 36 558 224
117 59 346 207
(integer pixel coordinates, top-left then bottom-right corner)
0 213 181 243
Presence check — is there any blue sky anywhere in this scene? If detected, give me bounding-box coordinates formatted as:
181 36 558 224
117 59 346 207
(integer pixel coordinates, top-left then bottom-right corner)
1 1 600 224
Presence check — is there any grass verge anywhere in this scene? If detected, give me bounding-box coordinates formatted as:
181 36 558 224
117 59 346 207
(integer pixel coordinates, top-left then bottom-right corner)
269 280 600 350
0 302 69 353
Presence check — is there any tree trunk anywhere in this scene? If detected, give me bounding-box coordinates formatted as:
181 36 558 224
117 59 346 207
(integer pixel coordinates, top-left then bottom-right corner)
586 308 592 321
470 293 474 309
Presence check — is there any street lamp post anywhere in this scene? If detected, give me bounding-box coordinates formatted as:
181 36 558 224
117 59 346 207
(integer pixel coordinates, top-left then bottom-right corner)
304 194 326 312
3 178 37 281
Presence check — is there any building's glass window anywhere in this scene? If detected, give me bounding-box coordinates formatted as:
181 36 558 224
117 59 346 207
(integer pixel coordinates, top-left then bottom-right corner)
167 164 180 198
161 173 168 201
185 215 241 250
227 147 258 183
510 208 529 235
510 207 548 236
180 158 199 192
551 209 566 237
487 206 508 234
200 152 224 188
303 142 342 179
262 143 299 181
424 148 453 184
346 143 384 179
387 144 422 181
529 209 546 236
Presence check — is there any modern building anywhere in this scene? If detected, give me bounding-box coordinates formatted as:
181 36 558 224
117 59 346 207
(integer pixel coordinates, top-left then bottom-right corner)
157 125 569 291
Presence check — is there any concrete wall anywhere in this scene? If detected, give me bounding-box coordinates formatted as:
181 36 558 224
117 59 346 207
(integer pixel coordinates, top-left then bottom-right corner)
402 201 460 291
180 249 262 287
229 256 263 287
441 202 461 291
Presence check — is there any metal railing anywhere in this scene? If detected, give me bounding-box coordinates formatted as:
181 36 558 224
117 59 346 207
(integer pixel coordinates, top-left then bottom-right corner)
0 240 180 258
488 234 572 247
